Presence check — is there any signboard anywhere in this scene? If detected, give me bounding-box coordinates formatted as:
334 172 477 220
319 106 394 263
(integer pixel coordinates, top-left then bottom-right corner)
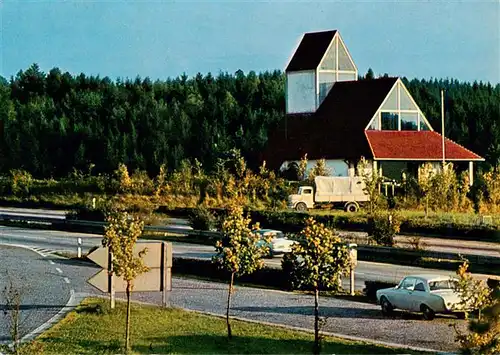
87 242 172 294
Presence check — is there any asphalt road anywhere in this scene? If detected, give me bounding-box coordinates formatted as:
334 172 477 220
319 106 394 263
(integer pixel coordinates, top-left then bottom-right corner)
0 245 71 344
0 225 494 292
1 206 499 258
0 207 67 220
0 244 465 352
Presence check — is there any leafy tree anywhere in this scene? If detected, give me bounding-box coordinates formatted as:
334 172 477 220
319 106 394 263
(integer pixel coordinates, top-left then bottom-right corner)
284 217 351 354
418 163 435 217
308 158 331 182
482 166 500 213
454 260 499 354
102 211 149 353
367 211 400 247
298 154 308 181
357 157 382 214
212 205 268 339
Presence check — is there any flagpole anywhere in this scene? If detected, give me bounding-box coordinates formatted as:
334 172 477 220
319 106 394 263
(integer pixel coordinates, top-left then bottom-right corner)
441 90 445 168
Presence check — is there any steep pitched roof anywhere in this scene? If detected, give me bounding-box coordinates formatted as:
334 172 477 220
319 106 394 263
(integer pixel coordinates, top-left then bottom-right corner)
365 131 484 161
285 30 337 72
265 78 398 168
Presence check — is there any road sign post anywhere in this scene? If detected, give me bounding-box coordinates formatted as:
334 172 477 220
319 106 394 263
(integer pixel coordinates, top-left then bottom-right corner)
87 242 172 308
77 237 82 259
109 251 115 309
349 243 358 296
161 242 173 308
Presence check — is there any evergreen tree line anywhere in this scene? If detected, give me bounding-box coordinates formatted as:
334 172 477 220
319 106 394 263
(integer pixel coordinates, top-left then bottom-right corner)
0 64 498 178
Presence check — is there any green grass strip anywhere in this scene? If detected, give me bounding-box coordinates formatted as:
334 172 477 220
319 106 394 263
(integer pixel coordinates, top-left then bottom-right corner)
28 298 424 354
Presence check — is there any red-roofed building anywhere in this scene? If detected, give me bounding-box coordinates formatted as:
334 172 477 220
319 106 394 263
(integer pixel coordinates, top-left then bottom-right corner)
265 30 484 183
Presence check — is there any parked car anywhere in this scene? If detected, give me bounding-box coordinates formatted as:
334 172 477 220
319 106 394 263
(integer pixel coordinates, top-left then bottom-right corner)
254 229 296 257
376 274 465 320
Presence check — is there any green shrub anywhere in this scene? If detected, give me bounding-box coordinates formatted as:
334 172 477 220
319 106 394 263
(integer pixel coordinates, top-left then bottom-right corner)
363 280 397 301
367 212 400 247
188 206 217 230
9 169 33 195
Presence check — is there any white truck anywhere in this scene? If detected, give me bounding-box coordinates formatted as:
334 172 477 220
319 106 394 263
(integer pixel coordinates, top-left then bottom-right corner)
288 176 369 212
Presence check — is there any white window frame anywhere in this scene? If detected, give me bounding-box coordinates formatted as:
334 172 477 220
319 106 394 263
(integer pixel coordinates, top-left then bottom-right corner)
365 79 434 132
315 32 358 108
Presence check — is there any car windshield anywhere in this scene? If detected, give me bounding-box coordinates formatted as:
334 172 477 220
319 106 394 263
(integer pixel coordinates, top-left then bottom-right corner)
428 280 457 291
266 232 285 239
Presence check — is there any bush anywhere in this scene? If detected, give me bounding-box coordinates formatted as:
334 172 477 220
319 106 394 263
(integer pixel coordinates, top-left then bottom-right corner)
364 280 397 301
9 169 33 196
366 212 400 247
281 252 305 290
188 206 217 231
487 278 500 290
172 257 289 289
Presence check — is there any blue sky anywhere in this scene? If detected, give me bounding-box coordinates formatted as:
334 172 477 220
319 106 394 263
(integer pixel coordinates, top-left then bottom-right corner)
1 1 499 83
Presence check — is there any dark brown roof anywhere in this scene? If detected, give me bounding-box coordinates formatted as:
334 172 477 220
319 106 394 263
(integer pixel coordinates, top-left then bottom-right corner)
285 30 337 72
365 131 484 161
264 77 398 168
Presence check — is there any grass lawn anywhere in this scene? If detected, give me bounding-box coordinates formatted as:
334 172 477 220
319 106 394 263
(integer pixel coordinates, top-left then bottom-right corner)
28 298 423 355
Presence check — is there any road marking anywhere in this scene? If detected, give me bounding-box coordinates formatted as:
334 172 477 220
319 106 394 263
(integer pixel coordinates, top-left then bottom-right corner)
18 289 79 345
56 267 63 274
64 277 70 284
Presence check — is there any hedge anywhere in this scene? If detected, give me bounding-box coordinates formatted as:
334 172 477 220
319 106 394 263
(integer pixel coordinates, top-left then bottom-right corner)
172 257 292 290
159 207 500 243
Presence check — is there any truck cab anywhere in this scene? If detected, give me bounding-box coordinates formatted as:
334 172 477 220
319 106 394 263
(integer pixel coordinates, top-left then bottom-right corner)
288 186 315 211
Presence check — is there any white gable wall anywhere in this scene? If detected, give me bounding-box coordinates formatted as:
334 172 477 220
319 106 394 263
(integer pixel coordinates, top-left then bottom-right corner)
286 71 316 114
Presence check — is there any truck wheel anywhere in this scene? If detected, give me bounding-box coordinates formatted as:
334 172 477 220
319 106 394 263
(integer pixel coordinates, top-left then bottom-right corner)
295 202 307 212
345 202 359 213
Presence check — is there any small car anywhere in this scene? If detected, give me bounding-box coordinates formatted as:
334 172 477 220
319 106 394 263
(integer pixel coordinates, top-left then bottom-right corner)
254 229 296 257
376 274 465 320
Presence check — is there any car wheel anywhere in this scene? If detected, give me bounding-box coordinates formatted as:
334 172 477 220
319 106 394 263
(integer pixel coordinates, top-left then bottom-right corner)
345 202 359 213
380 297 394 316
456 312 466 320
295 202 307 212
421 305 435 321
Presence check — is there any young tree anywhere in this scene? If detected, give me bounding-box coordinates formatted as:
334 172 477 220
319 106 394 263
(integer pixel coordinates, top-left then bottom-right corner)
308 158 331 182
2 278 22 355
418 163 435 217
454 260 499 354
284 217 352 354
357 157 382 214
298 154 308 181
102 211 149 353
212 205 268 339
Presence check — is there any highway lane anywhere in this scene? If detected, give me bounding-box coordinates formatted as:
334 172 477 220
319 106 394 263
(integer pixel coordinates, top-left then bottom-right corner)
0 245 71 344
0 225 494 291
2 206 499 258
0 207 67 220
